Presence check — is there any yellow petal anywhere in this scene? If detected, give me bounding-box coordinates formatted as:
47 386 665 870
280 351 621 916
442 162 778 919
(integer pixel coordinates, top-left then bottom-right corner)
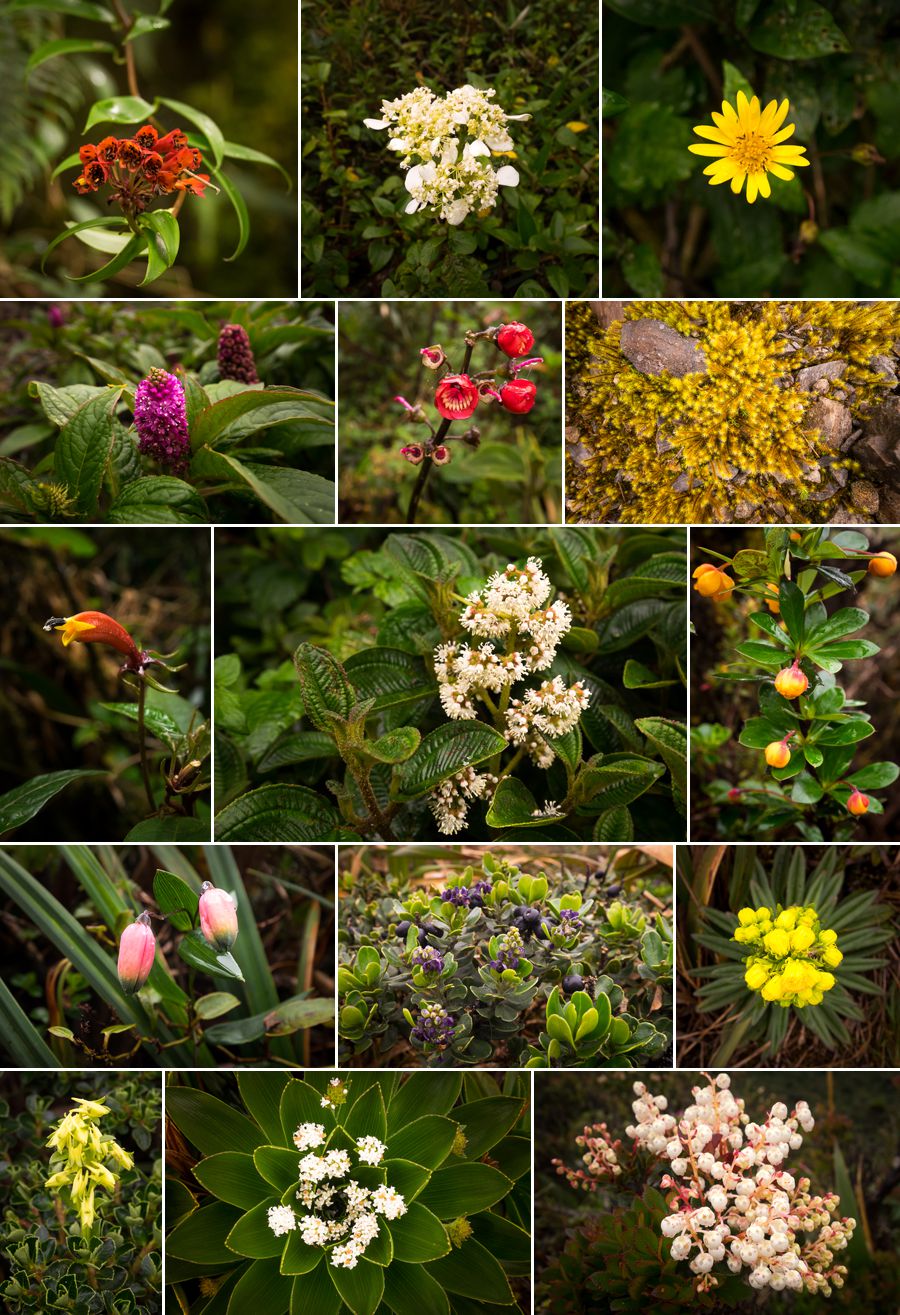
770 124 796 144
768 162 795 181
748 96 761 130
693 125 733 145
719 99 739 125
711 109 738 138
736 90 750 121
705 160 737 185
688 143 730 156
770 99 791 132
756 172 772 199
730 169 747 194
771 145 808 162
746 175 759 203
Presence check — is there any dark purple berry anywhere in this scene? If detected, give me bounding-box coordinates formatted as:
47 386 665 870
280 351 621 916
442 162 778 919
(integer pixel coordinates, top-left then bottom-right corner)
396 920 412 938
562 974 584 994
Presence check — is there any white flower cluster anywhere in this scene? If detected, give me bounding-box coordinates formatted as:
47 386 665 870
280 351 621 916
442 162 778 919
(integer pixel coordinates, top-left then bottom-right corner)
625 1075 855 1296
266 1123 407 1269
364 84 529 225
507 676 590 744
428 764 496 835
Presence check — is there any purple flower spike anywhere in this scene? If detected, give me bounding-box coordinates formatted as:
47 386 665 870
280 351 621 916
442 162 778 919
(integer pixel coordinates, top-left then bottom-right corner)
217 323 259 383
134 368 190 475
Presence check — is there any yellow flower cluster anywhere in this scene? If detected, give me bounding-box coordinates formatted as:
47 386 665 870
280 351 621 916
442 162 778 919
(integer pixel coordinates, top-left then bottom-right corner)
45 1096 133 1237
566 301 899 524
733 905 843 1007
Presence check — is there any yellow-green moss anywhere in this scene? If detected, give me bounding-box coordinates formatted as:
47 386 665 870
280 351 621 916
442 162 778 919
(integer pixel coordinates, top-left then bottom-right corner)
567 301 899 524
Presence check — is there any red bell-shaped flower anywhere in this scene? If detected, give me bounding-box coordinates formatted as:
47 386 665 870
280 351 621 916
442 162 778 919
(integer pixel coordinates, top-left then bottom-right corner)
499 379 537 414
434 373 479 420
496 322 535 358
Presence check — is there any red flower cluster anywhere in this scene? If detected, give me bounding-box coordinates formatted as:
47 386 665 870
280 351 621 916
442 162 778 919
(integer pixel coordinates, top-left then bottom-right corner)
73 125 209 214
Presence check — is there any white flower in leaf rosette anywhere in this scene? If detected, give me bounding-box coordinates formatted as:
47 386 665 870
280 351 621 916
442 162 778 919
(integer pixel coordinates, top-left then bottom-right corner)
364 83 529 224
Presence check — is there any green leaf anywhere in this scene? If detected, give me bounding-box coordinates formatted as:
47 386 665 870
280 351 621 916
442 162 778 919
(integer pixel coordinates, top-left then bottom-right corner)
387 1203 451 1264
108 475 208 523
382 1260 450 1315
28 380 112 426
0 769 105 836
345 1081 388 1142
69 231 147 284
204 995 334 1045
451 1095 525 1159
27 37 114 72
388 1074 461 1130
123 13 170 40
223 139 293 190
738 716 789 749
623 658 677 689
40 216 131 272
215 785 340 841
0 978 60 1067
227 1257 293 1314
578 756 666 809
55 391 122 514
385 1116 458 1169
293 642 354 730
328 1257 384 1315
193 1152 270 1209
367 727 421 763
281 1230 323 1276
166 1085 266 1156
159 96 225 166
292 1265 341 1315
280 1079 329 1144
486 776 564 829
815 720 875 746
237 1073 291 1145
425 1237 515 1304
806 607 869 647
593 805 634 841
849 762 900 790
195 991 242 1020
226 1197 285 1258
178 928 246 982
345 648 436 714
791 771 823 804
138 209 180 285
418 1162 512 1219
152 868 198 932
167 1199 243 1262
749 0 851 58
124 815 211 841
778 579 805 644
253 1144 301 1192
192 388 331 448
395 722 508 799
818 230 888 288
209 161 250 259
602 87 629 118
608 103 694 194
10 0 114 17
191 448 335 522
84 95 158 131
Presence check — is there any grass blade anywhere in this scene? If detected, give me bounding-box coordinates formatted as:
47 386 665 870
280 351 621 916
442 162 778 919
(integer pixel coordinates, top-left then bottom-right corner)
0 976 60 1066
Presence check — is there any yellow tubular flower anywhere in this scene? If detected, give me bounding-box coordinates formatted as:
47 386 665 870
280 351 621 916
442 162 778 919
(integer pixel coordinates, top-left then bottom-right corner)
732 903 841 1008
745 962 770 990
763 928 791 958
689 92 810 203
822 946 843 968
791 925 815 951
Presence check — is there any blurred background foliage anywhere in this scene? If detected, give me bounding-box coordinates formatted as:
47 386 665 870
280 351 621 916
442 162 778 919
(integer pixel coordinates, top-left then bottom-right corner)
691 527 900 841
0 301 334 523
535 1069 900 1314
1 0 297 296
338 300 562 524
302 0 599 296
0 526 210 839
602 0 900 296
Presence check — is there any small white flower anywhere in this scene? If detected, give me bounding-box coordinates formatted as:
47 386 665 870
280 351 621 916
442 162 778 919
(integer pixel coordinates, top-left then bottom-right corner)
267 1205 296 1237
356 1136 387 1166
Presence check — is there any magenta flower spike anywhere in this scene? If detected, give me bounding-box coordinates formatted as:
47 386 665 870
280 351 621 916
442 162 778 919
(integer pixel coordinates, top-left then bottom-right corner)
198 881 239 952
117 912 156 995
217 323 259 383
134 368 190 475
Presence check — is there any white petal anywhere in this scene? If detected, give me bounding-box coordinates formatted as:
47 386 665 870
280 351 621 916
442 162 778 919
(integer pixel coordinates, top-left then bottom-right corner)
420 162 437 183
495 165 520 187
441 141 458 165
404 165 422 193
484 133 511 151
388 137 410 151
452 110 469 124
445 200 469 225
363 118 389 129
405 199 422 213
468 139 490 157
506 113 531 121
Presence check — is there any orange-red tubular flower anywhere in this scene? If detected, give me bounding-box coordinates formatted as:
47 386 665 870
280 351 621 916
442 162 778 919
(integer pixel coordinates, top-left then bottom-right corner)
117 912 156 994
43 611 142 665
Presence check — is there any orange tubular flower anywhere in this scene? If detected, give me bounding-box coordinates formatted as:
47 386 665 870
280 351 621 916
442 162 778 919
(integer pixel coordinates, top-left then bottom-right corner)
847 788 870 816
774 660 808 699
70 125 208 220
692 562 735 600
43 611 142 665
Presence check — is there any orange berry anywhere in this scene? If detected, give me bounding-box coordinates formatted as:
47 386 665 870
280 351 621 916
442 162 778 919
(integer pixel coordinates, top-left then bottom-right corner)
764 582 781 615
693 563 734 600
868 551 897 578
774 661 808 700
765 741 791 768
847 788 870 816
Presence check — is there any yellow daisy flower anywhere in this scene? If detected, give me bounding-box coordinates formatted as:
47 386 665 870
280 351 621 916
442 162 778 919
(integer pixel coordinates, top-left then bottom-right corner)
689 90 809 203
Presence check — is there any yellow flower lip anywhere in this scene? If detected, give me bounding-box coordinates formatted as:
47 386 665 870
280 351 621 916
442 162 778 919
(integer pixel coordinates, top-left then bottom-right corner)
689 91 809 203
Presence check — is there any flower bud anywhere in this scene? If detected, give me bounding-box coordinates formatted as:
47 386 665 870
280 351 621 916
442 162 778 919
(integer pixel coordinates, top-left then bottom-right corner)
499 379 536 414
496 322 535 358
867 551 897 577
798 220 819 244
764 583 781 614
217 324 259 384
400 444 425 465
198 881 239 951
774 661 808 699
850 142 885 166
432 445 452 465
847 788 869 816
726 787 742 802
420 345 446 370
461 425 481 448
117 912 155 995
765 740 791 769
692 563 734 600
434 373 479 420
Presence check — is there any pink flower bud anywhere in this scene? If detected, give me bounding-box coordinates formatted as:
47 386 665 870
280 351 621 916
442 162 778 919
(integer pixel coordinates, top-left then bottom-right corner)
401 444 425 465
198 882 239 952
496 322 535 357
117 912 155 995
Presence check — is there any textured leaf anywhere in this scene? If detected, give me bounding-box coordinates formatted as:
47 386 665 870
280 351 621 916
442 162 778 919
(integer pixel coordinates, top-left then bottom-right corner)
204 995 334 1044
749 0 850 59
226 1197 285 1258
593 805 634 841
100 701 186 751
387 1203 450 1263
291 1264 341 1315
108 472 209 522
395 722 507 799
55 391 122 514
292 643 354 730
425 1237 515 1303
167 1200 243 1262
0 769 105 836
192 388 331 448
328 1257 384 1315
367 727 421 763
385 1115 458 1169
418 1162 512 1218
485 777 565 829
167 1086 266 1156
215 785 340 841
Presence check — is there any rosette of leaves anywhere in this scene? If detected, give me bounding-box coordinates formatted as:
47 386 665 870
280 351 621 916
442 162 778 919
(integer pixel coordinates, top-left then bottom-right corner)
700 527 899 838
681 846 895 1060
338 853 672 1068
523 978 666 1068
0 1072 161 1314
165 1071 531 1315
213 527 687 842
1 366 334 527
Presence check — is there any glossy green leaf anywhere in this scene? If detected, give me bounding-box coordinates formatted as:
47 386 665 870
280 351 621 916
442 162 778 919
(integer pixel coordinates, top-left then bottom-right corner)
237 1072 291 1145
485 776 564 829
367 727 421 763
281 1229 322 1275
166 1085 266 1156
153 868 198 931
280 1078 329 1144
451 1095 525 1159
224 139 293 189
253 1144 300 1192
27 37 114 71
383 1261 450 1315
345 1082 388 1142
328 1256 384 1315
210 162 250 259
418 1162 512 1219
84 95 158 131
215 785 340 841
138 209 180 285
191 448 335 523
388 1074 461 1130
124 13 171 40
159 96 225 166
178 928 246 982
291 1263 339 1315
226 1197 284 1258
227 1257 293 1315
167 1200 243 1262
195 991 242 1020
387 1202 450 1263
749 0 851 59
193 1153 270 1209
204 995 334 1045
383 1115 457 1169
593 805 634 841
0 769 105 836
849 762 900 790
67 233 146 284
425 1237 515 1304
396 722 508 799
0 977 60 1066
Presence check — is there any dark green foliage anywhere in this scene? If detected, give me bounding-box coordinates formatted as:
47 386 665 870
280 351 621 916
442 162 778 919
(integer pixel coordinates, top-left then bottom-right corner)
302 0 599 296
0 1070 161 1313
603 1 900 295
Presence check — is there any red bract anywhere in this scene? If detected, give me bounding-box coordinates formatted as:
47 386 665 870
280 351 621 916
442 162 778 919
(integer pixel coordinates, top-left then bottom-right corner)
499 379 537 413
71 125 209 218
496 321 535 357
434 373 479 420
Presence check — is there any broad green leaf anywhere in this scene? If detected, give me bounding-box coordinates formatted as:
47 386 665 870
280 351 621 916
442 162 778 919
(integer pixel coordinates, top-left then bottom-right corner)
815 720 875 746
367 727 421 763
237 1073 291 1146
383 1260 450 1315
387 1074 461 1130
345 648 436 713
41 216 132 271
345 1082 388 1143
84 95 158 131
138 209 180 285
10 0 114 17
593 805 634 841
67 233 146 284
280 1079 329 1145
749 0 850 59
166 1199 243 1262
849 762 899 790
224 139 293 190
293 643 354 730
791 771 824 804
777 578 805 644
0 769 105 836
191 446 334 522
153 868 199 931
226 1197 285 1258
192 388 332 448
159 96 225 166
100 702 185 751
395 722 508 799
27 37 114 72
109 474 208 522
738 716 792 749
281 1229 323 1275
387 1203 450 1264
193 1152 270 1209
166 1086 266 1156
195 991 242 1020
291 1265 340 1315
328 1256 384 1315
253 1144 301 1192
451 1095 525 1159
418 1162 512 1219
578 755 666 809
204 995 334 1045
602 87 629 118
425 1237 515 1303
124 815 211 840
385 1115 458 1169
622 658 677 689
55 390 123 514
805 607 869 647
28 380 111 426
227 1257 293 1314
178 928 246 981
485 777 565 829
215 785 340 841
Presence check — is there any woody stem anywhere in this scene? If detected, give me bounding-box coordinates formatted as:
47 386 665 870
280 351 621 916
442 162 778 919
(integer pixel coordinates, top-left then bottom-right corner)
111 0 141 100
406 416 452 523
136 677 155 811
